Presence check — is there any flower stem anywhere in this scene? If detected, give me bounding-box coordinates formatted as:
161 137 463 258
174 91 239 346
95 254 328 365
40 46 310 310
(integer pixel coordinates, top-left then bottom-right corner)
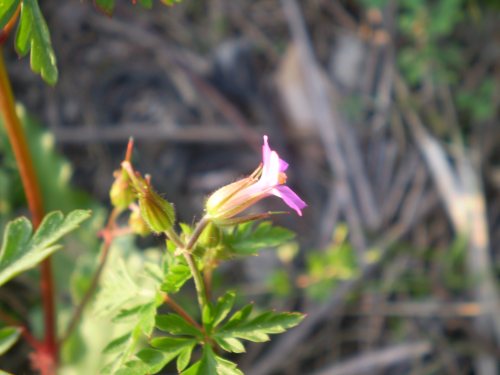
0 48 57 368
165 217 210 314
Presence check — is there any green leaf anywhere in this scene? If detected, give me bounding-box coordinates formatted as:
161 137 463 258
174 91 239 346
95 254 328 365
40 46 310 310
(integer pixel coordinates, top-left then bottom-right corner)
136 348 177 374
217 311 304 343
0 327 21 355
212 291 236 327
15 0 58 85
0 210 91 286
0 0 20 30
103 333 131 356
215 336 245 353
155 314 202 338
225 221 295 255
183 346 243 375
176 344 194 372
94 0 115 16
160 258 191 294
137 0 152 8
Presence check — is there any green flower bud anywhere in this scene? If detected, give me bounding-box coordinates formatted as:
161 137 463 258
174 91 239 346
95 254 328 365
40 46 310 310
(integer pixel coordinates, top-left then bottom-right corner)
128 207 151 237
110 171 135 210
138 187 175 233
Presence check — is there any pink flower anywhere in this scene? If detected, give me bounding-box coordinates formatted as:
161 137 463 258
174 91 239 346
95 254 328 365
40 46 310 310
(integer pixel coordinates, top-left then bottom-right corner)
206 135 306 223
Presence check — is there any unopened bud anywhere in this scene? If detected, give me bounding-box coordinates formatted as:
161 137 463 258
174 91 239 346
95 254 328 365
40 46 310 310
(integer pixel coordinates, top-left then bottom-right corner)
138 187 175 233
128 207 151 237
110 171 135 210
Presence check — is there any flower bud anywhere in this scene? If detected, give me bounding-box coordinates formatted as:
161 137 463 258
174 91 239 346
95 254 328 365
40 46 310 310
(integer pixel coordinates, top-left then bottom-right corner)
128 207 151 237
110 171 135 210
138 187 175 233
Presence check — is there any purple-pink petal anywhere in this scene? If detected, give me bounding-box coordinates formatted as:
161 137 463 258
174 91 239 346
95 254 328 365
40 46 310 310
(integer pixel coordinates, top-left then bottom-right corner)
272 185 307 216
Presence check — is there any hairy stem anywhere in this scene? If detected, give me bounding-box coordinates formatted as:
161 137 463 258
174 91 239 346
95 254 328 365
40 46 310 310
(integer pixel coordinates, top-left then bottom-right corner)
0 48 57 367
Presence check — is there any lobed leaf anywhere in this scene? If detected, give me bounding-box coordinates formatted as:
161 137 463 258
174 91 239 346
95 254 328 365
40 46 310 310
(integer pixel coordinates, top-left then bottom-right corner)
212 290 236 327
155 314 202 338
225 221 295 255
217 310 304 343
15 0 58 85
0 210 91 286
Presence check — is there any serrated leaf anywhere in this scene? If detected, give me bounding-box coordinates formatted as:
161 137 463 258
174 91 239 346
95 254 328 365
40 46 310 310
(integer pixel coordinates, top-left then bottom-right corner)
222 304 253 330
215 337 245 353
155 314 202 338
160 260 191 294
225 221 295 255
0 327 21 355
212 291 236 327
15 0 58 84
0 210 91 286
103 333 131 356
0 0 20 30
183 346 242 375
176 344 194 372
94 0 115 15
217 311 304 343
136 348 177 374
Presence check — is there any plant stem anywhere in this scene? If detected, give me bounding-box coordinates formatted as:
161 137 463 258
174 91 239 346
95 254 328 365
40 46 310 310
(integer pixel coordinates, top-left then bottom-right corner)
183 217 210 311
0 48 57 367
163 294 202 330
165 217 210 313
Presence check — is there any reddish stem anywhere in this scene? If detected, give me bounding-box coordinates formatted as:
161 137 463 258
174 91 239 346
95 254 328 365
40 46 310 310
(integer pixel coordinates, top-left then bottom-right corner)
0 48 57 371
163 294 202 331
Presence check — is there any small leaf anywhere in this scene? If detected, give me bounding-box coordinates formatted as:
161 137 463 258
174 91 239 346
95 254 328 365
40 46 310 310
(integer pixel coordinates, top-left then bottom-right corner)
102 333 131 356
217 311 304 343
215 337 245 353
0 327 21 355
136 348 177 374
225 221 295 255
0 0 20 30
0 210 91 286
183 346 243 375
176 344 194 372
212 291 236 327
155 314 202 338
15 0 58 84
160 260 191 294
150 337 196 352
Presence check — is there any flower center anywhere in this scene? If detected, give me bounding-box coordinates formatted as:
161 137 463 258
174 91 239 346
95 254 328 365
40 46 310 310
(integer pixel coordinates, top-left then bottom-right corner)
278 172 287 185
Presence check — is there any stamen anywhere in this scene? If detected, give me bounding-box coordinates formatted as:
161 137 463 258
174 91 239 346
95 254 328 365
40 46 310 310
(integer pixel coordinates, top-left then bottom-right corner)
278 172 287 184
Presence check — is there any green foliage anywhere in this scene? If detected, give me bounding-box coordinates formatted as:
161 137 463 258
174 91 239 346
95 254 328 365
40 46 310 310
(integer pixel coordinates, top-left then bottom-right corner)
0 327 21 355
0 210 90 286
302 225 358 300
183 346 242 375
223 221 295 256
94 0 115 15
15 0 58 85
457 81 496 122
215 305 304 345
0 0 20 30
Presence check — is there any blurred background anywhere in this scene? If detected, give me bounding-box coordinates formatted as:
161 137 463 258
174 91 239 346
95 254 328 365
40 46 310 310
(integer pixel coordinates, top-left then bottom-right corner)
1 0 500 374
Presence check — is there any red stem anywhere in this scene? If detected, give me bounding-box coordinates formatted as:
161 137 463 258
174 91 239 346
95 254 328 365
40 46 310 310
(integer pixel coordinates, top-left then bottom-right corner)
0 48 57 371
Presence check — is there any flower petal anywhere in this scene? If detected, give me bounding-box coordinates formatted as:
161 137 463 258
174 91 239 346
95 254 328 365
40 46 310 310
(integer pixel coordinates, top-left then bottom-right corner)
272 185 307 216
